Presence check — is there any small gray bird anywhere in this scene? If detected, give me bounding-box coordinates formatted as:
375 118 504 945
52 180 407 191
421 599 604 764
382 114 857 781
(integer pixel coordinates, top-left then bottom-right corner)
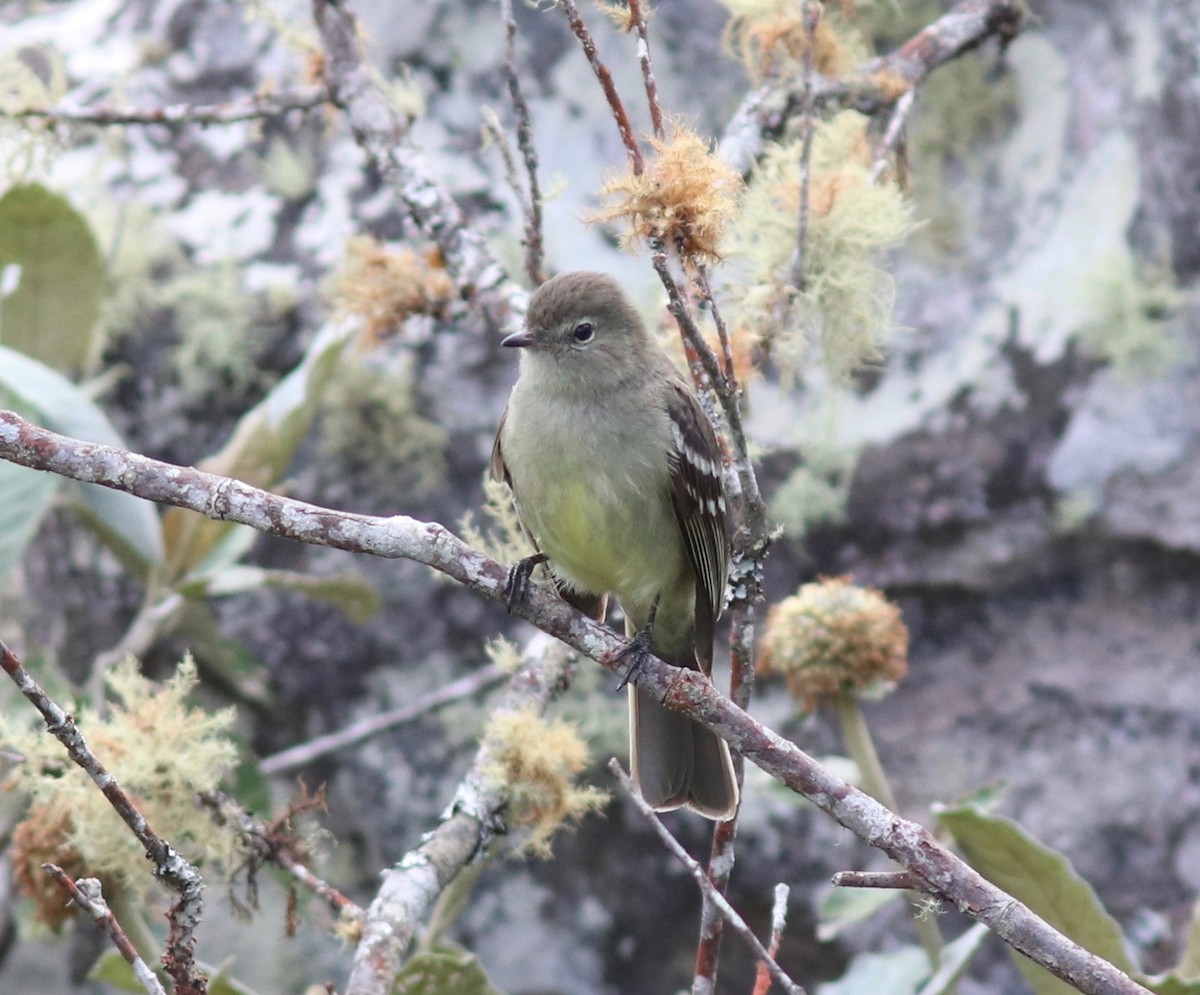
491 270 738 820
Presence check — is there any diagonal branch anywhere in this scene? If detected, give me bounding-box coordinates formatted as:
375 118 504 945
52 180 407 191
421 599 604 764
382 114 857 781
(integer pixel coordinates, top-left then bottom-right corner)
0 410 1154 995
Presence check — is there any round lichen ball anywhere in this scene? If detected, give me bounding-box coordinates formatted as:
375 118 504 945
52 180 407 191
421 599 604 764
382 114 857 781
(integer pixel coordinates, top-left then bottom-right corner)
759 576 908 705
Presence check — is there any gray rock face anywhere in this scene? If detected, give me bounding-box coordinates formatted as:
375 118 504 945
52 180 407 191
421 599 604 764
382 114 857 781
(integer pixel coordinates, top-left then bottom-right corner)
4 0 1200 992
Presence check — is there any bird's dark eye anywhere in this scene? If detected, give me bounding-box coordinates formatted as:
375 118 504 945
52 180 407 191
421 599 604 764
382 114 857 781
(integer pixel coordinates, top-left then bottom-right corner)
572 322 594 343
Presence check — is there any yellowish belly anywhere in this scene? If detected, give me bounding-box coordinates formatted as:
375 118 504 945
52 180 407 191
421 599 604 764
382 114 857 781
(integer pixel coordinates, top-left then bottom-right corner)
519 474 687 609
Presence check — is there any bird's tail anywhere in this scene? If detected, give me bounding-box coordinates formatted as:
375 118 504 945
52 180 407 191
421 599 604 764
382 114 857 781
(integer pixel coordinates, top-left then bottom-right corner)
628 679 738 821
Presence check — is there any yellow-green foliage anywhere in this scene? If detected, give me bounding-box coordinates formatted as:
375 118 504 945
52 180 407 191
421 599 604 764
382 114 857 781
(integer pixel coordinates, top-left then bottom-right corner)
729 111 912 382
769 441 856 537
482 708 607 856
2 656 239 926
459 474 536 568
165 262 265 396
317 350 448 495
591 125 743 265
1075 251 1181 379
721 0 870 81
759 576 908 707
0 45 68 178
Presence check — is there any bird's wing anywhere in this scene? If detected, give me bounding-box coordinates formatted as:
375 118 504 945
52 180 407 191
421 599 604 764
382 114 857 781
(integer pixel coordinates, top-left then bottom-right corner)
665 378 730 672
489 405 512 486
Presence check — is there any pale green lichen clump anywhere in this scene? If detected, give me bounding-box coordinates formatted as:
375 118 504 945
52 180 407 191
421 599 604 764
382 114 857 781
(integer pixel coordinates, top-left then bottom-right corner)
2 656 239 927
728 111 913 383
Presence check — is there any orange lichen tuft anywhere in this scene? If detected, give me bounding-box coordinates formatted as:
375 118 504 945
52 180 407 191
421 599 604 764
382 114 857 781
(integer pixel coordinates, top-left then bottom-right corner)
330 238 454 345
723 1 860 80
10 805 89 930
591 125 743 265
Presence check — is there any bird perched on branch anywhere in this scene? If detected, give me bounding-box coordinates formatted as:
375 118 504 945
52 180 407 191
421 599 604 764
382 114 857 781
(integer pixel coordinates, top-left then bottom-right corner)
491 270 738 820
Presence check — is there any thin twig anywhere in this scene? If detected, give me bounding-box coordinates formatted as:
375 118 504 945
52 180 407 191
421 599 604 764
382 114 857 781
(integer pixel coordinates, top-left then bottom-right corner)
558 0 644 173
0 639 206 995
260 661 509 774
868 87 916 184
832 870 921 890
611 760 805 995
44 867 166 995
695 266 737 387
627 0 664 140
0 411 1159 995
789 2 821 292
199 790 365 922
8 87 330 127
692 599 757 993
499 0 546 285
752 884 791 995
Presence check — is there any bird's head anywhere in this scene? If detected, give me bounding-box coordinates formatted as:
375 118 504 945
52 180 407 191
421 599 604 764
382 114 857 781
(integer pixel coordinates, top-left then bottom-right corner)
503 271 652 396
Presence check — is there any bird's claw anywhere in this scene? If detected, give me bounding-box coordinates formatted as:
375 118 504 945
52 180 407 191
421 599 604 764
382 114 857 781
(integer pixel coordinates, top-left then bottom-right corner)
504 553 548 613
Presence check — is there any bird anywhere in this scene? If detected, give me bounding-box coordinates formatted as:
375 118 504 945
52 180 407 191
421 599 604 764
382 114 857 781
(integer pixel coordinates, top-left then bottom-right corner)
490 270 738 820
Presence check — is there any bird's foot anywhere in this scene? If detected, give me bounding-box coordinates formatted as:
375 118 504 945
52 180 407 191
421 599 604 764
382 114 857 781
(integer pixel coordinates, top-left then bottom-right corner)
614 599 660 691
504 552 548 613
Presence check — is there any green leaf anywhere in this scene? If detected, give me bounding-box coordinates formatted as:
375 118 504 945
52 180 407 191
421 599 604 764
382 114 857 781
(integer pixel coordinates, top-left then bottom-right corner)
819 946 929 995
183 564 381 624
0 452 60 576
936 802 1138 994
0 183 106 371
817 885 904 941
917 922 991 995
88 950 152 992
0 345 164 574
393 948 504 995
1172 899 1200 980
162 321 352 579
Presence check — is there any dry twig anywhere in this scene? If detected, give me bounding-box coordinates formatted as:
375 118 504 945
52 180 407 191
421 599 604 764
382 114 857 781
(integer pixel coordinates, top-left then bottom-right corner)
610 760 805 995
751 883 792 995
260 661 509 774
43 867 166 995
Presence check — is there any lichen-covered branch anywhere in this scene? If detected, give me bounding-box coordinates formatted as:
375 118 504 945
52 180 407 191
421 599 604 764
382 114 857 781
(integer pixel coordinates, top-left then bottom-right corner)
1 638 206 995
346 633 574 995
0 411 1154 995
5 87 330 127
311 0 520 330
719 0 1027 174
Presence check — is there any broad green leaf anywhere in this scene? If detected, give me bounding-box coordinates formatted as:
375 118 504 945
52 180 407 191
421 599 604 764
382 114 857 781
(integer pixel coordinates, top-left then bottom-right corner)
88 950 153 992
1172 899 1200 980
937 802 1137 994
182 564 381 624
917 922 991 995
175 601 274 707
0 345 164 573
162 321 352 579
0 453 60 576
1142 901 1200 995
0 183 105 371
819 946 928 995
817 884 904 941
394 948 504 995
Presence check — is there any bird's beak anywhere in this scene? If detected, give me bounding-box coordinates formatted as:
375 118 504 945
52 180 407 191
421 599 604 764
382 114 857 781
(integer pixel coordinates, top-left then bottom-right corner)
502 330 535 348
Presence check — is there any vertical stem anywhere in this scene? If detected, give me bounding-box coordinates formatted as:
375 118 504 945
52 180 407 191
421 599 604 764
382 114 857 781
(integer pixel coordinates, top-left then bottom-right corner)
833 692 947 972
